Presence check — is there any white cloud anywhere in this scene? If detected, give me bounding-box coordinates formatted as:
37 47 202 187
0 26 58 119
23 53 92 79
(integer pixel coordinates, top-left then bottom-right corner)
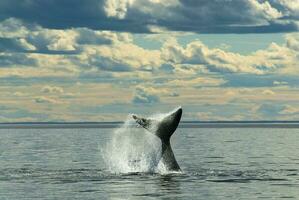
148 0 179 6
132 86 160 104
248 0 282 21
13 92 26 97
280 105 299 114
41 86 64 94
104 0 134 19
285 33 299 51
34 96 60 104
17 38 36 50
0 18 30 38
76 28 133 45
276 0 299 17
167 77 226 87
1 19 297 77
0 52 37 67
105 0 298 33
78 41 161 72
262 89 275 95
1 0 299 34
273 80 288 86
161 36 299 75
1 17 299 122
28 29 78 51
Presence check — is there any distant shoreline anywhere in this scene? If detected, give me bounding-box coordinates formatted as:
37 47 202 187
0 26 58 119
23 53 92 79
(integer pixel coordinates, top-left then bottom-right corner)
1 121 299 129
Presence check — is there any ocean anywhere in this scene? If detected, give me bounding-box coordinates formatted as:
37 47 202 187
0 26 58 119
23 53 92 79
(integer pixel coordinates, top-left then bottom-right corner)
0 122 299 199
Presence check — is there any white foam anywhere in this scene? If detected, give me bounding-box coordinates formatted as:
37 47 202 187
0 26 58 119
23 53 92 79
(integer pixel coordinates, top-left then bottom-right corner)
102 116 163 174
102 108 182 174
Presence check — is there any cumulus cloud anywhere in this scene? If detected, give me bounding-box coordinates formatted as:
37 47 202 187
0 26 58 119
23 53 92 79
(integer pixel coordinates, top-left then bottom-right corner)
255 103 285 118
76 28 113 45
274 0 299 18
0 18 136 56
1 16 298 76
74 39 161 72
0 108 48 122
34 96 60 104
0 19 78 54
132 86 160 104
0 18 31 38
0 1 299 122
169 92 179 97
0 53 36 67
248 0 282 21
285 34 299 51
13 92 26 97
280 105 299 114
167 77 226 88
0 24 298 80
89 56 133 72
41 86 64 94
0 0 298 33
262 89 275 95
162 37 299 75
27 28 132 53
110 0 298 33
164 38 261 74
0 38 36 52
273 80 288 86
26 29 78 53
104 0 134 19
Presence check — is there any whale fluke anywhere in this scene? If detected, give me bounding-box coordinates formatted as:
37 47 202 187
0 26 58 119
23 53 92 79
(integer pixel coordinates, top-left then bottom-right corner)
132 107 182 171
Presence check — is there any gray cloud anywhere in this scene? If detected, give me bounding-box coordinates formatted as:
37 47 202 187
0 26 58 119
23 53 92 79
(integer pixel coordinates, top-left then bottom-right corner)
0 53 36 67
0 19 132 55
0 108 49 122
286 34 299 51
132 86 160 104
256 103 285 119
34 96 59 104
0 38 33 52
76 28 113 45
161 36 299 75
0 0 149 33
0 0 298 34
87 55 133 72
41 85 64 94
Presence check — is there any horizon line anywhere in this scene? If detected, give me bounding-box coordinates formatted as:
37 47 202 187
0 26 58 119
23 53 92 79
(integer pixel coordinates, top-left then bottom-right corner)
1 120 299 124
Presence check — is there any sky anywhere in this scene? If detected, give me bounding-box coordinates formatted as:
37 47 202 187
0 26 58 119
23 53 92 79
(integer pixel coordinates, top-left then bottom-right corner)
0 0 299 122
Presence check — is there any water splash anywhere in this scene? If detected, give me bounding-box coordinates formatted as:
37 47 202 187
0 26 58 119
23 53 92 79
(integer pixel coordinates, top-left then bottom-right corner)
102 116 163 174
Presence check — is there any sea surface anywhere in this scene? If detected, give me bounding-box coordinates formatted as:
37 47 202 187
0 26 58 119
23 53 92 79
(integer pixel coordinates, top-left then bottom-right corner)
0 123 299 199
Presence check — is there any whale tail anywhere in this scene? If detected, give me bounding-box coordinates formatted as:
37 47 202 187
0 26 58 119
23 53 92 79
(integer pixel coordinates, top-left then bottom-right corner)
132 107 182 142
132 107 182 171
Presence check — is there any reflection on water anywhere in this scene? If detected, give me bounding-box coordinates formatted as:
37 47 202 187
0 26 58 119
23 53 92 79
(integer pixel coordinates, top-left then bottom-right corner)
0 127 299 199
159 175 180 191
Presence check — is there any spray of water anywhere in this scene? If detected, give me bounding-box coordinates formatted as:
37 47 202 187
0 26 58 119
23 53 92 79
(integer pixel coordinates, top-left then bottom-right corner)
102 116 163 174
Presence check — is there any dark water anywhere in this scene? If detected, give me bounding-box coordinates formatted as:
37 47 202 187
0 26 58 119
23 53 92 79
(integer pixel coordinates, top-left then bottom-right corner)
0 127 299 199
